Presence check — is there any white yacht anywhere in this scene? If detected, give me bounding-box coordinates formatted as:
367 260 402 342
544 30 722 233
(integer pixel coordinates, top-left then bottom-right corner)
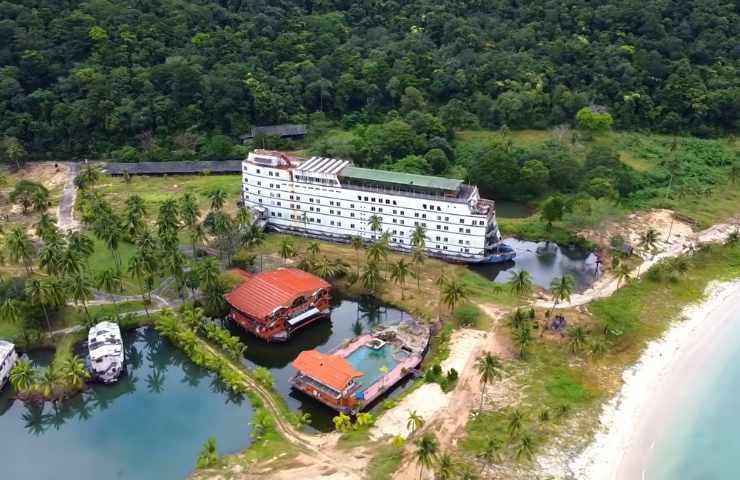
87 321 125 384
0 340 19 391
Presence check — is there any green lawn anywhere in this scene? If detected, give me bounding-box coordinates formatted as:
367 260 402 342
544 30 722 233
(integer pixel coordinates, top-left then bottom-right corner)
94 173 242 215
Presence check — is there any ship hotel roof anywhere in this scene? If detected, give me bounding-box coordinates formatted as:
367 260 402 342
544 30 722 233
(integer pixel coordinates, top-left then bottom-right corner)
292 350 363 391
339 166 463 192
224 268 330 319
297 156 351 174
0 340 14 360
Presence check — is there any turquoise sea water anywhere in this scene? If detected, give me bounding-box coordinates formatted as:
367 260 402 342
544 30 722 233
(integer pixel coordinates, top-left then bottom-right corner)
0 327 254 480
642 288 740 479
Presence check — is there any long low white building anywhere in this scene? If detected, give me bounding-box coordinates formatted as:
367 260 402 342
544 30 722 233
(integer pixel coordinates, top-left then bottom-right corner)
241 150 514 263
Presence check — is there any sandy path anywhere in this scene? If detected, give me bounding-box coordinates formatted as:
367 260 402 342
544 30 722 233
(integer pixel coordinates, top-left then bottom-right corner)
57 162 80 231
537 213 738 309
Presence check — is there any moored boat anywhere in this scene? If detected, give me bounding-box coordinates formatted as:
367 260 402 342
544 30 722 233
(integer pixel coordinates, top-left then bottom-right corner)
0 341 18 391
87 322 125 384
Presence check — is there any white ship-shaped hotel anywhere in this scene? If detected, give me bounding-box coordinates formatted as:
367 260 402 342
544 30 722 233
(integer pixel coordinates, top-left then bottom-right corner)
242 150 514 263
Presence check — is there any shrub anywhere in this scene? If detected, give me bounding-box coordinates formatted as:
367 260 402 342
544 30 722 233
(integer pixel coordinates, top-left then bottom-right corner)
253 366 274 389
454 303 481 327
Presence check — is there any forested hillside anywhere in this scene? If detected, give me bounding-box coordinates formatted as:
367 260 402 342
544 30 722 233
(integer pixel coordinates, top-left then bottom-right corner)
0 0 738 161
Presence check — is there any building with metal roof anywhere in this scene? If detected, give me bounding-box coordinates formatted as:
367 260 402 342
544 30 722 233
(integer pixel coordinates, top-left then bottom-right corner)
103 160 242 176
240 124 307 141
224 268 331 342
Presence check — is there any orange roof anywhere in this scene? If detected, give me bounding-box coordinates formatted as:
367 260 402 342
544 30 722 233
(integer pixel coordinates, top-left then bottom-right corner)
292 350 363 391
224 268 330 319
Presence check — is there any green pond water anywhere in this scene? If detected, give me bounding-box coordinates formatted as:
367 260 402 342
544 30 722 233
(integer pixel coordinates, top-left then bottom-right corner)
0 327 255 480
230 296 414 432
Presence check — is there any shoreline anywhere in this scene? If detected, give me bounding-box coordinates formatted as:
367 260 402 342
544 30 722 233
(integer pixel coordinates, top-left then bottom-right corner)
569 278 740 479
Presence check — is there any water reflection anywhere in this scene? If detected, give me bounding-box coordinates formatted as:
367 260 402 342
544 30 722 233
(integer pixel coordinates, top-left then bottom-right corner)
0 327 254 480
470 238 601 291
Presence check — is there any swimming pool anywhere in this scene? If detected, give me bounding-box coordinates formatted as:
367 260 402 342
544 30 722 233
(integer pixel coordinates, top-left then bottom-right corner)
346 344 409 390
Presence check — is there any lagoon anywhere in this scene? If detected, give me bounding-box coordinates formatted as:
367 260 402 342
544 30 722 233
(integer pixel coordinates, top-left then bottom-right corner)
0 327 255 480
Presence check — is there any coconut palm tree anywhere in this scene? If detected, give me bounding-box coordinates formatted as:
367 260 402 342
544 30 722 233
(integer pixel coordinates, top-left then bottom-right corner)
39 240 64 276
507 409 524 439
567 326 588 354
368 214 383 233
614 262 631 289
7 226 35 274
639 228 659 259
128 251 155 308
206 188 228 211
10 359 36 393
350 235 363 275
361 261 382 293
279 238 296 265
124 194 147 237
476 352 503 410
478 438 502 473
550 274 575 310
306 241 321 259
67 231 94 258
236 207 252 228
59 247 84 277
102 220 125 270
0 299 22 329
78 164 102 190
508 270 533 307
61 355 90 388
442 278 467 312
34 212 58 241
513 326 532 359
314 256 343 280
411 224 427 249
407 410 425 435
38 367 59 398
390 259 414 299
415 433 439 480
515 433 535 462
68 272 94 320
437 452 456 480
197 257 221 291
411 246 425 290
25 279 52 332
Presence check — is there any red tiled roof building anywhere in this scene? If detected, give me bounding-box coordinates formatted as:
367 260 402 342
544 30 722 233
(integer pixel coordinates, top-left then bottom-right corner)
224 268 331 342
291 350 363 411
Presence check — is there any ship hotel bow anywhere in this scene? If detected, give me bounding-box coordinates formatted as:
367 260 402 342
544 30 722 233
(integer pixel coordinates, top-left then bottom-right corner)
241 150 514 263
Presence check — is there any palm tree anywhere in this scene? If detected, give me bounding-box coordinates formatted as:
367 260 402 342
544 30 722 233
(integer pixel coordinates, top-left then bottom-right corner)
235 207 252 228
7 226 35 273
437 452 456 480
350 235 363 275
615 262 631 289
476 353 503 410
368 214 383 233
361 261 382 293
0 299 22 329
406 410 425 435
411 246 425 290
478 438 502 473
67 231 94 258
415 433 439 480
314 256 343 280
78 164 101 190
411 224 427 249
128 251 154 308
39 241 64 276
10 359 36 393
123 194 145 233
550 274 575 310
25 279 52 332
61 355 90 388
515 433 535 462
513 326 532 359
97 267 123 316
38 367 59 398
306 241 321 259
508 270 533 307
390 259 414 299
34 212 58 241
507 409 524 439
197 257 221 291
206 188 228 211
567 326 588 354
638 228 659 260
68 272 94 320
442 278 467 312
279 238 296 265
59 247 84 277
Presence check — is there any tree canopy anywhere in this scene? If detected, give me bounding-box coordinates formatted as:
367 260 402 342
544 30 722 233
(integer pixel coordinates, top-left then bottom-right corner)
0 0 737 162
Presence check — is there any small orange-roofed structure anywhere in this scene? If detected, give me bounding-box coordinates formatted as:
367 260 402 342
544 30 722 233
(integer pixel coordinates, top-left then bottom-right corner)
224 268 331 342
291 350 363 411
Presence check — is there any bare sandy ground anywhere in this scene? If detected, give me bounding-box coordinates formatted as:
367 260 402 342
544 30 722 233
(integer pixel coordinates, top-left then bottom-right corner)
537 210 738 309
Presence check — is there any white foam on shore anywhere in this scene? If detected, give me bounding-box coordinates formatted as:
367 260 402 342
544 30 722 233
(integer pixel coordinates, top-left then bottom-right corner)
569 279 740 480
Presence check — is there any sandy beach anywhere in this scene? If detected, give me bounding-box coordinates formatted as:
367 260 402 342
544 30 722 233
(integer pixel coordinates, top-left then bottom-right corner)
570 279 740 480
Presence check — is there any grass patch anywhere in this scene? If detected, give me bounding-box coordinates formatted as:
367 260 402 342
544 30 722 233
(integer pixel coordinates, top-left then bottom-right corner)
367 443 404 480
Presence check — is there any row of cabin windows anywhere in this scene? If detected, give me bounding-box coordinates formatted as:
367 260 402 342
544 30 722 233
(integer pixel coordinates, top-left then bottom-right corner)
434 245 471 253
249 181 485 227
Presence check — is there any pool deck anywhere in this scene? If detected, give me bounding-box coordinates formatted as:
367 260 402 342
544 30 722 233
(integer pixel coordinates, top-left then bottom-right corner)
333 335 423 408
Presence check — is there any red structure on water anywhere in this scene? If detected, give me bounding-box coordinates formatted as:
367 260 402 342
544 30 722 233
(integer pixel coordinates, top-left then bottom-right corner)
224 268 331 342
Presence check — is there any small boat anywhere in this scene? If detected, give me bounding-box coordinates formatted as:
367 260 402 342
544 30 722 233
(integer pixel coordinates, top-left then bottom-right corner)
87 322 125 384
484 243 517 263
0 341 19 391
